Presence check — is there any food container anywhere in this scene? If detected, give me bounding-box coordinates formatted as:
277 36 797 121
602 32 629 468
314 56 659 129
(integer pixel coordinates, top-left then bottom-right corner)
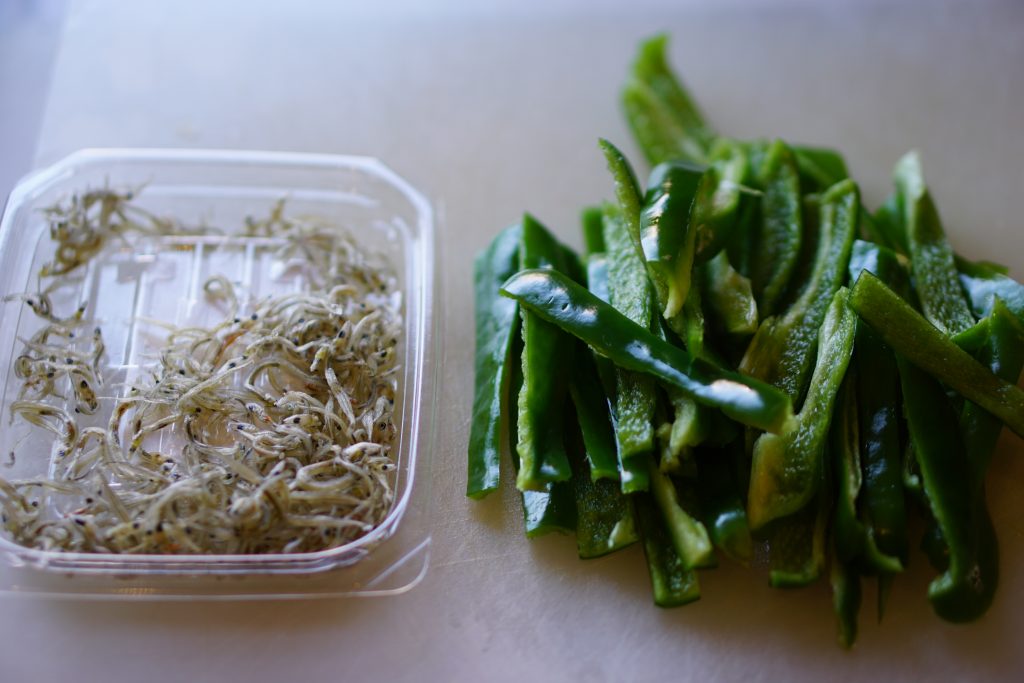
0 149 437 598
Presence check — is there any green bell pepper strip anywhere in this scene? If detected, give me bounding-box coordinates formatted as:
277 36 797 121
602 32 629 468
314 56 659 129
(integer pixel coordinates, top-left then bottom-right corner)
564 404 638 558
847 240 910 568
957 255 1024 327
792 144 849 193
767 480 831 588
694 139 751 264
581 205 606 256
500 269 795 434
850 271 1024 439
749 140 803 319
695 445 754 565
894 151 975 336
703 251 758 336
868 192 909 257
961 299 1024 484
467 224 522 498
648 459 715 570
515 214 575 491
829 533 862 649
508 332 577 537
621 34 713 166
634 492 702 607
602 206 656 492
747 287 857 531
568 347 621 481
830 372 903 574
638 160 703 320
897 357 996 622
740 179 858 406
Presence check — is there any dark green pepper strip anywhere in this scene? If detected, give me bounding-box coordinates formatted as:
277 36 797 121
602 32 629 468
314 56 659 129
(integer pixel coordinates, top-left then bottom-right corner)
638 161 703 320
500 269 795 434
847 240 910 568
831 371 903 574
467 224 522 498
602 206 656 491
568 348 620 481
748 287 857 531
695 445 753 566
740 179 858 405
897 358 995 622
508 333 576 537
515 214 574 491
581 205 606 257
850 271 1024 439
703 251 758 336
621 34 713 166
894 151 974 335
648 460 714 570
792 144 849 193
694 139 750 263
750 140 803 319
634 492 702 607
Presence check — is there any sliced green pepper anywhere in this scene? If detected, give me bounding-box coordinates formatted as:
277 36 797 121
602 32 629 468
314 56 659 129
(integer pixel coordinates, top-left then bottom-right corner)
792 144 849 193
740 179 858 406
468 224 522 498
634 492 702 607
747 287 857 531
637 160 703 320
695 445 753 565
508 333 576 537
850 271 1024 439
898 358 995 622
702 251 758 336
500 269 795 434
568 347 620 481
894 151 974 335
515 214 574 491
602 205 656 492
847 240 910 569
749 140 803 319
648 459 714 570
621 34 713 166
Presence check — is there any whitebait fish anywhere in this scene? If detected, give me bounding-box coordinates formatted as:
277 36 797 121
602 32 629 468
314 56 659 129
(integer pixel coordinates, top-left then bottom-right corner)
0 189 402 555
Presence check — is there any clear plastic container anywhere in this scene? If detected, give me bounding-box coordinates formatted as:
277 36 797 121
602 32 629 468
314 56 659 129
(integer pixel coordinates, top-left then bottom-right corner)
0 149 437 598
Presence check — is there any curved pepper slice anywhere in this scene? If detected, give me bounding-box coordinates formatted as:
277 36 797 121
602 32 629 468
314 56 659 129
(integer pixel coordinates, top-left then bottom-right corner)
747 287 857 531
500 269 794 434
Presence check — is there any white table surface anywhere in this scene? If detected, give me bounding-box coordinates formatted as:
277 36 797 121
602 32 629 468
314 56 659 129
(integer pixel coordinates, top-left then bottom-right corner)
3 1 1024 680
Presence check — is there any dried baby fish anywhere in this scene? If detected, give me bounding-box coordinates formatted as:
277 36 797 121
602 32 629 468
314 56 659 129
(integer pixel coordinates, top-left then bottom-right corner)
0 188 402 555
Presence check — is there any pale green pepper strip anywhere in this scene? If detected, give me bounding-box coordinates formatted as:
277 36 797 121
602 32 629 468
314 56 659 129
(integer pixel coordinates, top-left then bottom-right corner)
748 287 857 531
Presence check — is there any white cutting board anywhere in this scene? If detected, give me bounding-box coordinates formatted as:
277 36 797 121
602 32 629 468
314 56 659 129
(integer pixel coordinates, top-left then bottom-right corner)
4 1 1024 680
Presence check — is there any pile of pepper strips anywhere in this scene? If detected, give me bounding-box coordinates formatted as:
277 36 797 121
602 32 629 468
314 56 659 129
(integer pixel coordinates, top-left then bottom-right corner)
468 35 1024 647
